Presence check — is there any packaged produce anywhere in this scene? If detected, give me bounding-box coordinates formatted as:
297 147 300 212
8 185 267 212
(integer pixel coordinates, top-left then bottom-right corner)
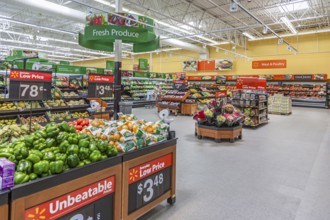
0 158 15 190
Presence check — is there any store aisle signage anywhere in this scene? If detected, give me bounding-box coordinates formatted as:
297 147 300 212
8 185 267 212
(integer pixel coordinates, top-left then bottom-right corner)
24 176 115 220
88 74 114 98
252 60 287 69
9 69 52 100
236 77 267 90
128 154 172 213
216 91 227 98
139 59 149 70
79 13 159 53
294 75 313 80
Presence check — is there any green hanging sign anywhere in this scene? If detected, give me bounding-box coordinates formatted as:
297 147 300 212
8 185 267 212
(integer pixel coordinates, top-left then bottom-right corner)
55 65 83 74
133 71 150 78
139 58 148 70
59 61 70 65
79 13 159 53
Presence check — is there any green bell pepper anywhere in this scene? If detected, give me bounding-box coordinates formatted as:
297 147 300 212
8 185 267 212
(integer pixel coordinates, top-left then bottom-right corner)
83 159 91 165
29 149 43 160
68 126 76 133
50 161 64 174
78 139 89 149
43 151 56 161
67 145 79 155
14 143 29 160
45 138 56 148
47 129 60 139
77 161 85 167
0 148 14 154
24 135 35 148
0 152 13 159
96 140 108 153
59 140 70 153
101 155 107 160
67 154 80 168
78 147 90 160
14 172 29 184
33 160 49 175
35 131 47 139
29 173 38 181
17 159 32 174
59 121 70 132
89 150 102 163
68 135 79 145
89 142 98 152
57 132 69 143
55 153 67 164
107 146 118 157
78 133 90 140
26 154 41 164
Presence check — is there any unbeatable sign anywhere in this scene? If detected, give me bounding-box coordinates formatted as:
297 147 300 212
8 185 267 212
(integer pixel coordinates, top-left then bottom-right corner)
25 176 115 220
87 74 114 98
128 154 172 213
9 69 52 100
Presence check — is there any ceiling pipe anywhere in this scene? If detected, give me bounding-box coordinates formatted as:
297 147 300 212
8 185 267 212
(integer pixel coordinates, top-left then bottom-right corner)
8 0 207 55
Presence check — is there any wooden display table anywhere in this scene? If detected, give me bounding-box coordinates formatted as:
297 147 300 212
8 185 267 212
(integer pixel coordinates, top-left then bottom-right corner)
0 190 9 220
121 138 177 220
181 103 197 116
195 123 242 143
10 156 122 220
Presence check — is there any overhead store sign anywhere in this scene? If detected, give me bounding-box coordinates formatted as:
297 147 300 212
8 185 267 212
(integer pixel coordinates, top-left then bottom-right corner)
198 60 215 71
55 65 82 74
226 74 327 81
79 13 159 53
139 58 148 70
187 76 215 81
252 60 287 69
236 77 266 90
11 50 38 58
215 59 233 70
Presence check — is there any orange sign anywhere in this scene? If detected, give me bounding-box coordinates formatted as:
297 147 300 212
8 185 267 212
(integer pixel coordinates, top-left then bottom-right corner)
252 60 287 69
24 176 115 220
129 154 172 184
198 60 215 71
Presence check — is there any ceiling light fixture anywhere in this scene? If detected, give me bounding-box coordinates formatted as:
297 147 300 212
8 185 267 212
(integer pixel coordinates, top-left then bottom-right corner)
280 17 297 34
242 32 256 40
278 0 309 13
262 27 268 34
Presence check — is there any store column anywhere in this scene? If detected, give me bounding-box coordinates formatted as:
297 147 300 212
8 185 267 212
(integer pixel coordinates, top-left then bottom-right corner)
114 0 122 120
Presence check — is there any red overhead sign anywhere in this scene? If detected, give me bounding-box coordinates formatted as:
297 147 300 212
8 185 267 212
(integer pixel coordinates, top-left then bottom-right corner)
10 70 52 82
236 77 266 90
252 60 287 69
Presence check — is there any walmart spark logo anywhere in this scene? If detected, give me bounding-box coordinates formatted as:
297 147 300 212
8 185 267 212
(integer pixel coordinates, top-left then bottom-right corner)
129 169 139 182
10 71 19 79
27 207 46 220
89 75 94 81
237 78 243 86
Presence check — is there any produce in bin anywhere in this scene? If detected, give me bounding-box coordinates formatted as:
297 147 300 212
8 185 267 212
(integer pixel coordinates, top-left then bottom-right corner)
20 115 48 125
46 111 72 122
81 113 170 153
16 101 41 110
0 119 16 127
0 121 118 185
66 99 86 106
0 102 17 111
62 91 79 97
52 87 63 98
44 99 67 108
68 118 90 131
71 111 89 119
0 124 42 145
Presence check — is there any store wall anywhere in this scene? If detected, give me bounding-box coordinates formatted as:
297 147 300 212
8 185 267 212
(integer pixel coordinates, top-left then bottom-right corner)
72 32 330 75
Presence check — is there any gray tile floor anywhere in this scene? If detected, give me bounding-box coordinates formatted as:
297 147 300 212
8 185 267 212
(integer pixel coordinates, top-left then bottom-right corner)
133 107 330 220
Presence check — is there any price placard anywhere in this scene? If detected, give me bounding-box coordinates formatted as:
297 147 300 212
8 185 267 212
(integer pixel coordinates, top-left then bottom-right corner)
88 74 114 98
9 69 52 100
127 154 172 214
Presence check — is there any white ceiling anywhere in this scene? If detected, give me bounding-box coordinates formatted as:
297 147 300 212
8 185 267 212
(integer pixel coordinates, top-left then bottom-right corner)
0 0 329 62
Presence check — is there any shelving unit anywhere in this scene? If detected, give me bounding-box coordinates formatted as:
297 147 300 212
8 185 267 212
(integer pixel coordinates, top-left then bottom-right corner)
158 90 190 115
232 91 269 128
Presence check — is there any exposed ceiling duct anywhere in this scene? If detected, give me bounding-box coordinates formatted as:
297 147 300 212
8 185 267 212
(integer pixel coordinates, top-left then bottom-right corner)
8 0 208 55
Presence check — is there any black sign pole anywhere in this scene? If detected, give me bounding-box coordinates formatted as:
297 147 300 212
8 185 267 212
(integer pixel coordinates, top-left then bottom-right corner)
114 62 121 120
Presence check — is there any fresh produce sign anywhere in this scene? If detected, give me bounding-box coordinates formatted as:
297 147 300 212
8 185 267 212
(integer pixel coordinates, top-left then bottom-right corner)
128 154 172 213
25 176 115 220
9 69 52 100
79 13 159 53
88 74 114 98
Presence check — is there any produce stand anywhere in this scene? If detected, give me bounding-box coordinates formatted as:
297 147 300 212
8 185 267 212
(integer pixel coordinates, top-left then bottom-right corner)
181 103 197 115
0 190 9 220
10 156 122 220
121 138 177 220
195 123 242 143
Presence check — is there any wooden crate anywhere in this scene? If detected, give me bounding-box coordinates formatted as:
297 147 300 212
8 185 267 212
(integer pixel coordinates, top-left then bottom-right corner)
0 190 9 220
121 139 177 220
195 123 242 143
181 103 197 116
10 157 122 220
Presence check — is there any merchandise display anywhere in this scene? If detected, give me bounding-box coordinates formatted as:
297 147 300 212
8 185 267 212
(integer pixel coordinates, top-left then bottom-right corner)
268 94 292 115
158 90 190 115
232 90 269 127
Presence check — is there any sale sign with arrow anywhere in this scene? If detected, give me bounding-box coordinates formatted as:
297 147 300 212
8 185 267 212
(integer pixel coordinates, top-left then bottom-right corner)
9 69 52 100
87 74 114 98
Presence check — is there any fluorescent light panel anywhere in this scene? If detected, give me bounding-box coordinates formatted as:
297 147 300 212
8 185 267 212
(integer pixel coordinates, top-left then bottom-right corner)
242 32 256 40
280 17 298 34
278 1 309 13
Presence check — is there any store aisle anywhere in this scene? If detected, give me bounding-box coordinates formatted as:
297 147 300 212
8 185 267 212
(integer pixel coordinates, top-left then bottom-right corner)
133 107 330 220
